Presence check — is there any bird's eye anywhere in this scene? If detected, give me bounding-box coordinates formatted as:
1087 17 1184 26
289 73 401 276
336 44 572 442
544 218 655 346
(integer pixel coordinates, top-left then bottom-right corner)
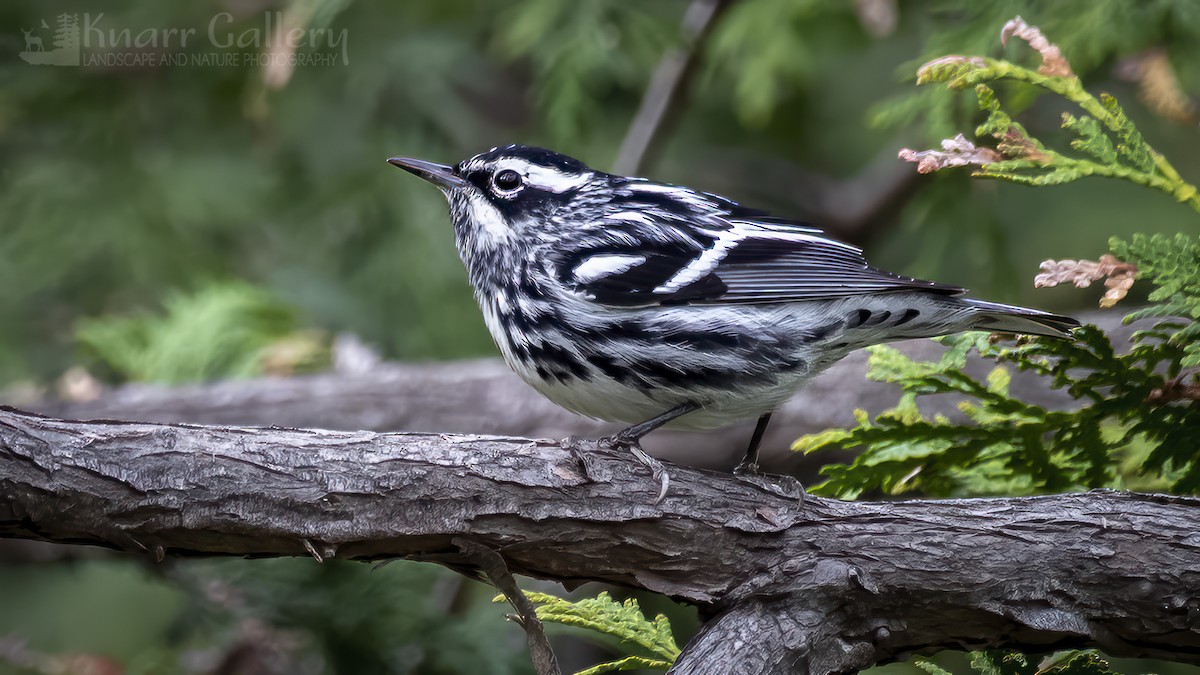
493 169 523 192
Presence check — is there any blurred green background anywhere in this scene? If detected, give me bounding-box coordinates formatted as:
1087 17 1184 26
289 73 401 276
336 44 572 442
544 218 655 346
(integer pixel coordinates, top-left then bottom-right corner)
2 0 1200 672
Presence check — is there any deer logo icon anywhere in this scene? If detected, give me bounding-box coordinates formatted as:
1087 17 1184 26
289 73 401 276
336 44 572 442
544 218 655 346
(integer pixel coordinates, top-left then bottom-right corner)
22 28 44 52
19 16 80 66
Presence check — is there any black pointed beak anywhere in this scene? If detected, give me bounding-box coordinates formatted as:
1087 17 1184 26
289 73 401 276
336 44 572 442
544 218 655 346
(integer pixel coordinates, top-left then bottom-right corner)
387 157 466 189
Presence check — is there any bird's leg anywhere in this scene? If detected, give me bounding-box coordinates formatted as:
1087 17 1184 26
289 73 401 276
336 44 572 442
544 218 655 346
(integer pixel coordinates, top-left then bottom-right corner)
734 412 772 475
602 401 701 503
733 412 806 502
607 401 702 446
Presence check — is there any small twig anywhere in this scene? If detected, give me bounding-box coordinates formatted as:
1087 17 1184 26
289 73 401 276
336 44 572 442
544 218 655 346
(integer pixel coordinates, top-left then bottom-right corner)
713 145 923 243
1147 375 1200 405
455 538 560 675
1115 48 1199 126
899 133 1002 174
914 16 1200 212
1034 254 1137 308
0 637 33 670
1000 16 1073 78
612 0 729 175
301 538 324 563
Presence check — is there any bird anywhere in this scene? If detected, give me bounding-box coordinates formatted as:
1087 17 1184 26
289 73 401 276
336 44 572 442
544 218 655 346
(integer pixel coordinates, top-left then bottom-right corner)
388 145 1079 499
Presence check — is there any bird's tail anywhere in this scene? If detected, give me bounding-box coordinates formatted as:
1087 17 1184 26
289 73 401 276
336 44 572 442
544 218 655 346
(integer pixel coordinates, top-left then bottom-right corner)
962 299 1081 339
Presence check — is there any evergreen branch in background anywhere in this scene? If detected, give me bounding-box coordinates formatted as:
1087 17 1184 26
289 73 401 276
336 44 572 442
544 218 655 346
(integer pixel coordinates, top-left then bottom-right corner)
804 16 1200 502
612 0 729 175
898 17 1200 212
917 650 1116 675
493 591 678 674
796 318 1197 498
74 282 329 385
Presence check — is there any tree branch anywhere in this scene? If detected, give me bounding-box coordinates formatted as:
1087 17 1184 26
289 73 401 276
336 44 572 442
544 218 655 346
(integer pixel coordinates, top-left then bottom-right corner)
457 538 560 675
612 0 730 176
2 407 1197 674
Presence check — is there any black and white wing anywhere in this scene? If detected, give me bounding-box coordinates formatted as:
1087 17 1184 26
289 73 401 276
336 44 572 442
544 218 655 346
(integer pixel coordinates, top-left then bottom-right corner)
554 188 964 307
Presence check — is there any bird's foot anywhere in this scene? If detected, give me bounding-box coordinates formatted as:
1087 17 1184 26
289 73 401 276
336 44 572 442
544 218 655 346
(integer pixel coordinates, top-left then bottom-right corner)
732 466 806 503
733 459 760 476
562 436 606 484
601 433 669 504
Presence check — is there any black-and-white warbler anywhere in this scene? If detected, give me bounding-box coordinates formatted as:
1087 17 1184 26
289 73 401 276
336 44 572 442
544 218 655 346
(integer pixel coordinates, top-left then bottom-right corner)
389 145 1079 495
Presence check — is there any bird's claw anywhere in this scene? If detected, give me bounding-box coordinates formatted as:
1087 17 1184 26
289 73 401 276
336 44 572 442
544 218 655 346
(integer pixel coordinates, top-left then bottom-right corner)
629 446 670 504
733 460 760 476
601 434 669 504
563 436 603 483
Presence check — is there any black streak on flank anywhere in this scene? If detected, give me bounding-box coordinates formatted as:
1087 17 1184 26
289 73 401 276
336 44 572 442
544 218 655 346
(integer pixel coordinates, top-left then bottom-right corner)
846 309 872 329
585 353 627 382
896 308 921 325
779 357 807 372
501 303 560 336
510 341 532 364
660 329 744 351
527 341 589 380
863 310 892 327
585 353 653 389
629 360 759 390
807 319 845 342
574 319 746 352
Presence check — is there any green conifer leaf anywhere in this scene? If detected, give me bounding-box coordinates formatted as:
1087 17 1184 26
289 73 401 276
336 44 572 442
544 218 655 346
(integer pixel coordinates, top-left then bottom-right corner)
1038 650 1115 674
74 282 321 384
914 658 954 675
1099 93 1156 173
793 428 855 454
971 650 1033 675
1062 114 1117 164
574 655 672 674
985 367 1011 396
493 591 680 663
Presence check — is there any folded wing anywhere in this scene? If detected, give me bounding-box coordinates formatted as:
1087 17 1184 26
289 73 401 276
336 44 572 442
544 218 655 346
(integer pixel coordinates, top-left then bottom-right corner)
556 214 964 307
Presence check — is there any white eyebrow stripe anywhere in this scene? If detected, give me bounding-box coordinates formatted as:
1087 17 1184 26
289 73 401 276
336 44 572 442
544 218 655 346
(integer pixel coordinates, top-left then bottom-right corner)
572 253 647 283
492 158 591 193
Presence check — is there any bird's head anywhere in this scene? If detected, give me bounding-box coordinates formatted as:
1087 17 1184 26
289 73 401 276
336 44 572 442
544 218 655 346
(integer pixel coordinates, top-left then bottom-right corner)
389 145 606 253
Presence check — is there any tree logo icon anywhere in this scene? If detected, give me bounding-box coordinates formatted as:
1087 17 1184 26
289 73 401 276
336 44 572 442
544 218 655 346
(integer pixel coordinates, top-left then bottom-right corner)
19 14 80 66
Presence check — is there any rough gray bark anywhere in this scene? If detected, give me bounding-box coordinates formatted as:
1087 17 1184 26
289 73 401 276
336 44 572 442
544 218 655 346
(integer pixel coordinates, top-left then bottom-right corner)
2 407 1197 674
